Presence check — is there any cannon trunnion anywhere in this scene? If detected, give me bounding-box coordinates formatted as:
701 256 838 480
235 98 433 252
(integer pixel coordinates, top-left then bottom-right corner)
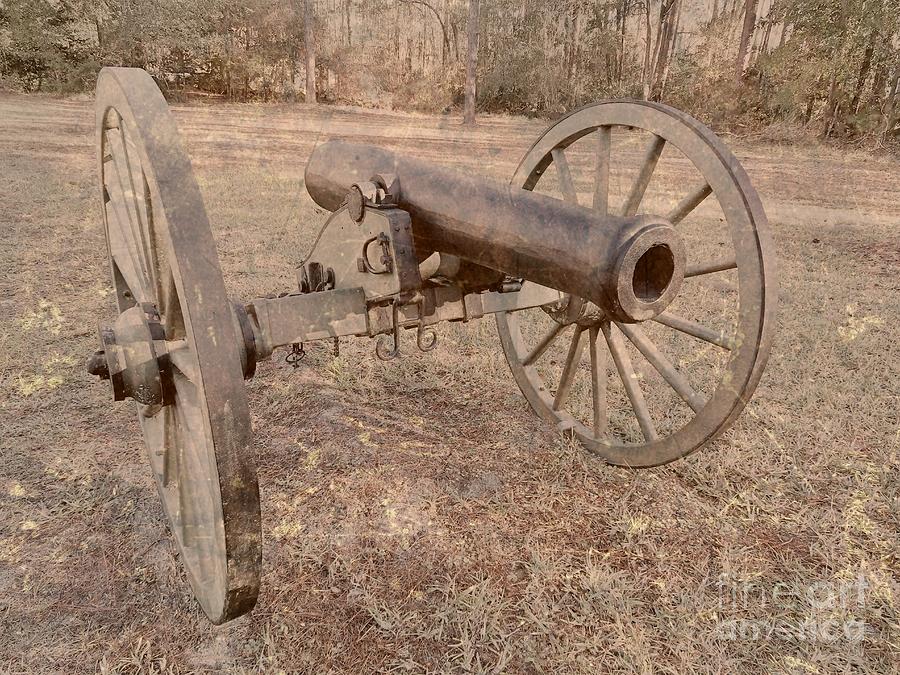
87 67 776 623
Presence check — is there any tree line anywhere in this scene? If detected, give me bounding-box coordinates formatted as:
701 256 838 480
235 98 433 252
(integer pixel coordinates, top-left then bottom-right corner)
1 0 898 142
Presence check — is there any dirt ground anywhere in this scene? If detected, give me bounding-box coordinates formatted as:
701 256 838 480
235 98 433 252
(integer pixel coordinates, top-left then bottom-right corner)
1 93 898 673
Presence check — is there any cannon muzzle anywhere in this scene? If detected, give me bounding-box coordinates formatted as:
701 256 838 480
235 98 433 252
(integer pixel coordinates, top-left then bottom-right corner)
305 141 685 322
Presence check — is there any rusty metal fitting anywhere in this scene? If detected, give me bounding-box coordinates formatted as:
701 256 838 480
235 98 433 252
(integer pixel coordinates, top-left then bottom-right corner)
347 181 379 222
370 173 400 204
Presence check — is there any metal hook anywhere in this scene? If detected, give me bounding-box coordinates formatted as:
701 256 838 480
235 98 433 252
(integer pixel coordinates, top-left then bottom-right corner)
375 301 401 360
416 321 438 352
375 297 438 360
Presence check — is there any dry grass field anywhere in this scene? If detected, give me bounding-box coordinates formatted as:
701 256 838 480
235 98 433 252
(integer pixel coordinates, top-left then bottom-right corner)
1 93 898 673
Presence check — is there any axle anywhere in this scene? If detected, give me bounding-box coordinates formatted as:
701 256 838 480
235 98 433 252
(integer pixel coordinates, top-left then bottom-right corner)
305 141 686 324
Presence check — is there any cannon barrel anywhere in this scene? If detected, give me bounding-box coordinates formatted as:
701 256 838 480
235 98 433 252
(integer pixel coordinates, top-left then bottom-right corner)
305 141 686 322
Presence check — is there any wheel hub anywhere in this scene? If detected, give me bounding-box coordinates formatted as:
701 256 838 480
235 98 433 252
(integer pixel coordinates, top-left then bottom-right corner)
88 304 173 405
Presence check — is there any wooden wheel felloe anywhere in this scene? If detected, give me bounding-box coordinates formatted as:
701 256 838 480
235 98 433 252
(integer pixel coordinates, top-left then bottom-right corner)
496 101 777 467
95 67 261 622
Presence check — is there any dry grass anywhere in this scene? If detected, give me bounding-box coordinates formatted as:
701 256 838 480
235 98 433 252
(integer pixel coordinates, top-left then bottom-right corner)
0 94 898 673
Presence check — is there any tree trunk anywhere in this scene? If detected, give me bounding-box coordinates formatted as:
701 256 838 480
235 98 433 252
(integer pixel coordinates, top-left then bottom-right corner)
850 28 877 114
94 18 104 57
734 0 758 83
344 0 351 46
823 69 841 137
651 0 676 100
617 0 629 83
880 68 900 140
450 10 460 61
777 21 790 49
421 7 426 71
304 0 317 104
649 0 666 83
869 61 887 108
641 0 652 100
802 73 823 125
572 2 584 99
441 0 448 65
758 17 772 62
395 3 401 65
565 1 581 87
659 0 681 99
463 0 479 125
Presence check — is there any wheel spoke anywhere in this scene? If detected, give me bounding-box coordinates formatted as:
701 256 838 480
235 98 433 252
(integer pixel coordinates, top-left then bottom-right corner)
589 325 608 438
111 124 152 258
162 406 177 487
160 267 177 317
168 340 199 383
106 127 152 286
602 322 657 442
121 127 158 294
654 311 736 350
685 256 738 277
667 181 712 225
172 395 197 548
160 269 186 337
616 322 705 413
105 244 148 304
139 170 169 307
621 134 665 216
553 326 586 411
592 126 611 215
104 175 149 302
523 322 567 366
551 147 578 205
139 406 165 477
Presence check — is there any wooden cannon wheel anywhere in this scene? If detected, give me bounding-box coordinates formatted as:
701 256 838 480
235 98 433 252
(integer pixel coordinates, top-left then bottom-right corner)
96 67 260 622
496 101 777 467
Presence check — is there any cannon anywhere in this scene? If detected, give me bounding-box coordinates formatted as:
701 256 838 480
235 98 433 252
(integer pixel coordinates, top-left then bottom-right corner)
86 68 776 623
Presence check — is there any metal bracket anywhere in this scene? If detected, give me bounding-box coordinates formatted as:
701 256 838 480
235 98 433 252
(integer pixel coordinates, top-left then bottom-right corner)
383 210 421 302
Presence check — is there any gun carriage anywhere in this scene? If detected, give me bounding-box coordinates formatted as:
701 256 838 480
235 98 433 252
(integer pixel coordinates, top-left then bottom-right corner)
86 68 776 622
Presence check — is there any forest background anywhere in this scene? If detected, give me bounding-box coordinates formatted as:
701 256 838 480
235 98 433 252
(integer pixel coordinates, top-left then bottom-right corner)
1 0 898 145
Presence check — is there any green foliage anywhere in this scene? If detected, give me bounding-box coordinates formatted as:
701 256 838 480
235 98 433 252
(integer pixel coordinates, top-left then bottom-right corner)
476 0 640 115
0 0 95 91
0 0 897 141
753 0 900 136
